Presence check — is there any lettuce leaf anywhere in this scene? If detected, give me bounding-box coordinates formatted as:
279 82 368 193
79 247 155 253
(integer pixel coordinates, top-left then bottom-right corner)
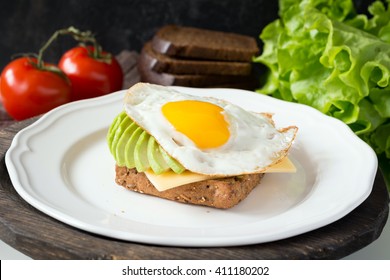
254 0 390 191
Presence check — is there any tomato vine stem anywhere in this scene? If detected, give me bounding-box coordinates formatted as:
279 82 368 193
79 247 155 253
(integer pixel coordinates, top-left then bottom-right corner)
36 26 110 69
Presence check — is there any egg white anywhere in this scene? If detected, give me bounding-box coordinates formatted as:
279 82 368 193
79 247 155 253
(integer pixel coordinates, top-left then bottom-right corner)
124 83 297 176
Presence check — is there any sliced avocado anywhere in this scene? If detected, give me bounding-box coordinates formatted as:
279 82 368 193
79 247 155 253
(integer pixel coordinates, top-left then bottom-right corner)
107 111 127 153
159 146 185 174
109 115 132 155
108 111 127 137
115 121 137 166
134 131 151 172
108 111 187 174
124 126 143 168
147 137 170 174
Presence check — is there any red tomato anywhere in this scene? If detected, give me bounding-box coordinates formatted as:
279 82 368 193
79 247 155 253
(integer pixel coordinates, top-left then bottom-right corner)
0 57 72 120
58 46 123 101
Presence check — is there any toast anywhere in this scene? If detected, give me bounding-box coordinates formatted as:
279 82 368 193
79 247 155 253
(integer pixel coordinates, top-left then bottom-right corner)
141 41 252 76
152 25 259 62
115 165 264 209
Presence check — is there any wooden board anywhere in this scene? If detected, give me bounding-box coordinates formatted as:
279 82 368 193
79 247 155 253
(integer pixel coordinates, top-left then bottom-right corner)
0 117 389 259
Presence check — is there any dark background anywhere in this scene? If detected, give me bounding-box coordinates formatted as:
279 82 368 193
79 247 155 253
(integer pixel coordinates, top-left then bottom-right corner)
0 0 374 70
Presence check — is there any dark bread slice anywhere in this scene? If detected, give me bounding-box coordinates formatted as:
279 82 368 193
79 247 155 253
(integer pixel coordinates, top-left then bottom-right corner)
141 41 252 76
138 56 258 89
152 25 259 62
115 165 264 209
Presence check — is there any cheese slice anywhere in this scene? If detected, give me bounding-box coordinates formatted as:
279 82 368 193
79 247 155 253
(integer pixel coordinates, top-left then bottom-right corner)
262 156 296 173
144 157 296 192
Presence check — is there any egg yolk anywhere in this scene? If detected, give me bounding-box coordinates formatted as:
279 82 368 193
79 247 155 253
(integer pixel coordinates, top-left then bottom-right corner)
162 100 230 149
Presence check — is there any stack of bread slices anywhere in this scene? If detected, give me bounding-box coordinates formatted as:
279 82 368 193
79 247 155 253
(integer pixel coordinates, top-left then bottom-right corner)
138 25 260 89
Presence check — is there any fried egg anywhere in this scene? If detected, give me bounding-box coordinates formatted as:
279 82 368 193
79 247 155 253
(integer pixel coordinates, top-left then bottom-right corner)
124 83 297 176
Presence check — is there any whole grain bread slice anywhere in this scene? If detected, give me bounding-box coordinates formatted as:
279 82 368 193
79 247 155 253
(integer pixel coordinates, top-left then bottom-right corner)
152 25 259 62
141 41 252 76
115 165 264 209
138 56 258 89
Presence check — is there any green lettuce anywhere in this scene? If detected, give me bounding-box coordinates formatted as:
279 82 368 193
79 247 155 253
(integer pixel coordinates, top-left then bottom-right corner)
254 0 390 190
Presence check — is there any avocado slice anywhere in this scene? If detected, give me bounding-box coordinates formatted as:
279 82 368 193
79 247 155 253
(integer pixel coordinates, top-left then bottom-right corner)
134 130 151 172
109 115 132 155
159 145 185 174
108 111 127 137
107 111 127 154
115 121 137 166
124 126 143 168
147 137 170 174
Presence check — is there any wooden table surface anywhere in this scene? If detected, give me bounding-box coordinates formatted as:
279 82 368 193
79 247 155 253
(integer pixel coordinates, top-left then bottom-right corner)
0 51 389 259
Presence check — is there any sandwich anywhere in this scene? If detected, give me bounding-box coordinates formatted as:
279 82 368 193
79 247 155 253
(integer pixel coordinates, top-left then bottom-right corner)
107 83 298 209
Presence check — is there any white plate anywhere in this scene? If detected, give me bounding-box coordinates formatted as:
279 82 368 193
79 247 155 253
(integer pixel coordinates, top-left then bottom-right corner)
5 87 377 247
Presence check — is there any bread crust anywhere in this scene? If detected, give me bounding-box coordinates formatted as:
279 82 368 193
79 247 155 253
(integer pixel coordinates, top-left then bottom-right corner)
115 165 264 209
